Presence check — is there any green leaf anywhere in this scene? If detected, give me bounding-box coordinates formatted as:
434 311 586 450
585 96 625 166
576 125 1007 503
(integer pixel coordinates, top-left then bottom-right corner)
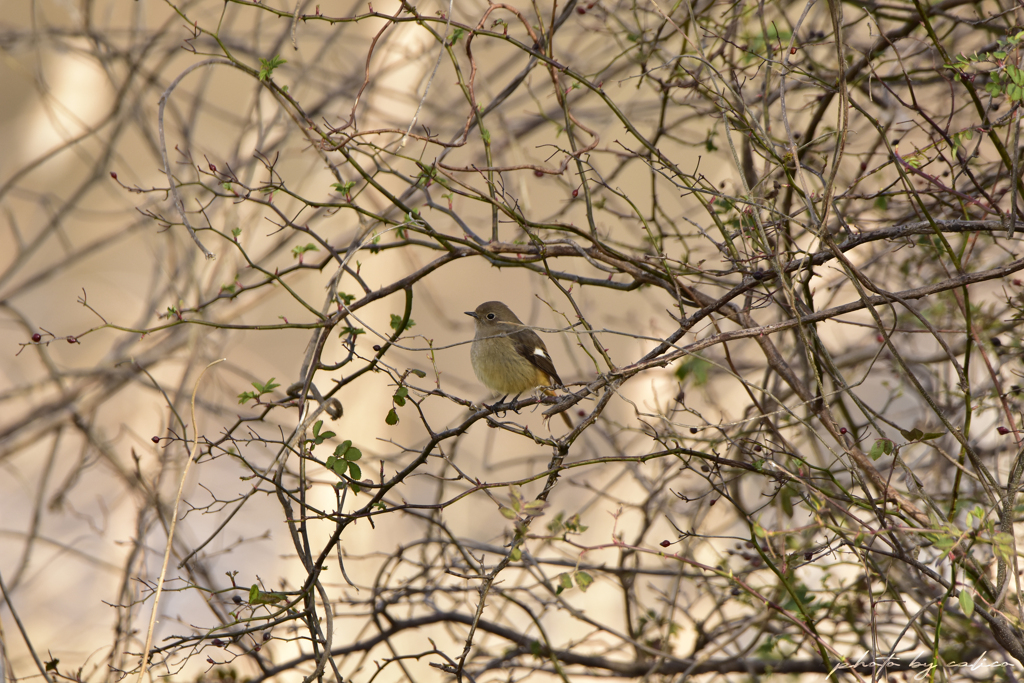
386 408 399 425
704 129 718 152
331 180 356 195
409 368 426 378
389 314 416 333
346 447 362 461
394 386 409 406
510 546 521 561
258 54 287 81
993 531 1015 564
928 532 956 552
348 462 361 480
575 571 594 592
959 589 975 617
675 356 711 386
900 428 924 441
558 573 574 589
252 378 280 394
868 439 888 460
523 499 548 514
967 504 985 526
499 506 517 520
291 243 320 259
311 421 337 445
780 485 795 518
255 591 284 605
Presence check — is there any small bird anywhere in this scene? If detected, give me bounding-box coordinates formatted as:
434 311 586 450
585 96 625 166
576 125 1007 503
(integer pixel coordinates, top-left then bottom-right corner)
465 301 573 428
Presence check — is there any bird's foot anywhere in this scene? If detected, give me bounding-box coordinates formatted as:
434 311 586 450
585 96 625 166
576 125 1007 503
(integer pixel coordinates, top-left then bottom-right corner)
505 393 525 413
484 395 510 415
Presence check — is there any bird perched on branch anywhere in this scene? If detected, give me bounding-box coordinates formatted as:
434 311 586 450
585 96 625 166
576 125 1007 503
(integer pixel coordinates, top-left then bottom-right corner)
465 301 573 428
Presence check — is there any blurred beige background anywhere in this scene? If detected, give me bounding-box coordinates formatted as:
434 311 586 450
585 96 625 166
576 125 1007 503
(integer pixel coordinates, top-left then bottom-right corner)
1 0 956 679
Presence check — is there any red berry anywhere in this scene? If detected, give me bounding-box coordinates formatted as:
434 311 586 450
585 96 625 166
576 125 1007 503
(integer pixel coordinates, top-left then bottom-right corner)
209 163 217 172
839 427 847 434
534 170 544 177
709 499 717 506
998 426 1010 435
572 189 579 198
67 336 77 344
152 436 160 443
31 333 41 342
876 334 884 343
660 540 671 548
110 171 117 179
576 6 585 12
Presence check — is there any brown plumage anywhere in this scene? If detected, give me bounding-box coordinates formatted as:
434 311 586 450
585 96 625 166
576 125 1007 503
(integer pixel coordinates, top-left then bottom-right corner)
465 301 572 428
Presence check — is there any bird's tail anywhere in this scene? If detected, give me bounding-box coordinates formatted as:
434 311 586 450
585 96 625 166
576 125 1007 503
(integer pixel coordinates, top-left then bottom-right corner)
542 388 574 429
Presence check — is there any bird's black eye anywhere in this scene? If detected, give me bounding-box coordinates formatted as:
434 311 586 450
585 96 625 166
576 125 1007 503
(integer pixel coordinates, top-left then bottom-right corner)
486 313 495 319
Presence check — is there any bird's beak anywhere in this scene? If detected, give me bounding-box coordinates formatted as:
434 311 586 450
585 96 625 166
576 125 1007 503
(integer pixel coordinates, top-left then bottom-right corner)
465 311 478 319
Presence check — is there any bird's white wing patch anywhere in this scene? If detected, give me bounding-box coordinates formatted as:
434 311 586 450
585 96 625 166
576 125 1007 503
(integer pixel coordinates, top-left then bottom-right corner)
533 348 549 359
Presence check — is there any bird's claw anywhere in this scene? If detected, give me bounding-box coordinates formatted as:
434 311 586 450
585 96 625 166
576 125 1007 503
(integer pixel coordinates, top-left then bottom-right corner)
485 393 525 416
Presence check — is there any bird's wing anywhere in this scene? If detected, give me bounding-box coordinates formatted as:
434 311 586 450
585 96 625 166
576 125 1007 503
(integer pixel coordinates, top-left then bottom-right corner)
512 329 563 387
